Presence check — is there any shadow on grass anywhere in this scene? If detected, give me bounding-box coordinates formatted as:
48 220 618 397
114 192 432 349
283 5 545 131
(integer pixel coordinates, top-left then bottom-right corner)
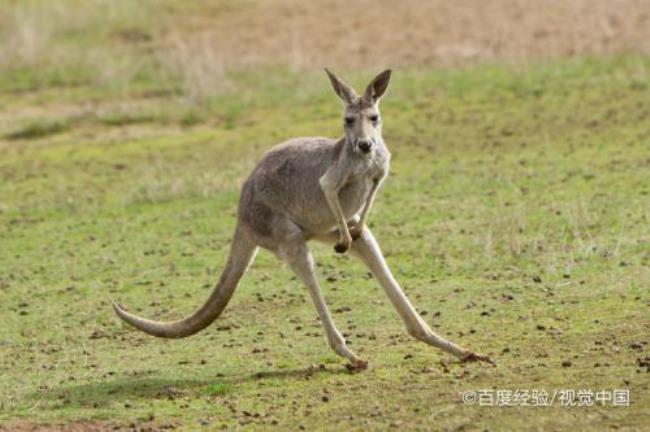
34 366 349 407
35 377 211 408
239 365 349 383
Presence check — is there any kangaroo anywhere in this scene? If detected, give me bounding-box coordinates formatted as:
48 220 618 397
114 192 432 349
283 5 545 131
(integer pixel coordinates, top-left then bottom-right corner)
113 69 492 370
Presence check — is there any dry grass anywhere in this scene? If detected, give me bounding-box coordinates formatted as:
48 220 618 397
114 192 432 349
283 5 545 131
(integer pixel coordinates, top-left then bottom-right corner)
0 0 155 72
161 33 232 103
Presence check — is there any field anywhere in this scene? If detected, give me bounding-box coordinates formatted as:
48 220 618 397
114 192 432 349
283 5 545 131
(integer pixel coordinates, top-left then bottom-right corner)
1 1 649 431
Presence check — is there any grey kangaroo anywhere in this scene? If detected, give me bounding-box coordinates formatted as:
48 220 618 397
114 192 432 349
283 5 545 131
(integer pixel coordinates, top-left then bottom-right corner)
113 69 492 370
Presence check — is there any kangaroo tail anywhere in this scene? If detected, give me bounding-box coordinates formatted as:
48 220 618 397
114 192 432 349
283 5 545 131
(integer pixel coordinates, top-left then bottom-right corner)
113 227 257 338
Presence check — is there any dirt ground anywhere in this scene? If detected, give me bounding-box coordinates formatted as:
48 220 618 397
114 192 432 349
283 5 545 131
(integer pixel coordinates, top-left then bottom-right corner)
0 421 178 432
169 0 650 69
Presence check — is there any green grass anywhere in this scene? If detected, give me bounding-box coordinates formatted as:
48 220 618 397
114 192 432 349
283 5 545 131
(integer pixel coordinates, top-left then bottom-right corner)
1 55 649 430
4 118 72 140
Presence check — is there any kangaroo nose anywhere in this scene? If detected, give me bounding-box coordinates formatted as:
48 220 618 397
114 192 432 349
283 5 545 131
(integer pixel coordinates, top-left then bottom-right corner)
357 139 372 153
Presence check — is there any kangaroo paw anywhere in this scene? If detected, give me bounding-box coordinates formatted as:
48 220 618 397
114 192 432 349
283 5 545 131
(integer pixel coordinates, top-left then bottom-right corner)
349 225 364 240
461 351 495 366
345 359 368 373
334 241 350 253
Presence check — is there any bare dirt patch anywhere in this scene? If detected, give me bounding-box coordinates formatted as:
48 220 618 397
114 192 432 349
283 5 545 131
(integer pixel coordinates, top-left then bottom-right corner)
165 0 650 69
0 422 113 432
0 420 177 432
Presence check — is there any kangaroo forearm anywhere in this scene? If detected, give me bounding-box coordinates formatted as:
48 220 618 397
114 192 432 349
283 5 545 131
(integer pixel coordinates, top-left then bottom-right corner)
358 179 381 226
319 170 350 239
358 195 375 225
325 191 350 236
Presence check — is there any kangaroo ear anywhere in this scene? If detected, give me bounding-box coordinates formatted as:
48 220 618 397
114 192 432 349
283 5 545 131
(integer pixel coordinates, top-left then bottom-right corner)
364 69 392 103
324 68 357 104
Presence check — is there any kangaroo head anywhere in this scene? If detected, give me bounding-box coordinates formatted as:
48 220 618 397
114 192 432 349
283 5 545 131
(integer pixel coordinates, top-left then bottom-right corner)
325 68 392 155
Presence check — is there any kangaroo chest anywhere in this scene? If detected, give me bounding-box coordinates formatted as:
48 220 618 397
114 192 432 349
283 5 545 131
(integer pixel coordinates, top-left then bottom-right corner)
338 152 388 218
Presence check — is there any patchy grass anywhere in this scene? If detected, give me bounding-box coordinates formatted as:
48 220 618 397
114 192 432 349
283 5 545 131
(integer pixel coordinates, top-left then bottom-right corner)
4 118 72 140
0 56 649 430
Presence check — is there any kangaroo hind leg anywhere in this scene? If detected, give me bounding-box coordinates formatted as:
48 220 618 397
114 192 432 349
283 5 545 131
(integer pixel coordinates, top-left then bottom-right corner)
279 235 367 371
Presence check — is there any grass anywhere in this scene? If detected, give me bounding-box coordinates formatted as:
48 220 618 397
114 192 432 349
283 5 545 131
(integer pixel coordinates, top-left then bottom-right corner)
0 55 649 430
4 118 72 140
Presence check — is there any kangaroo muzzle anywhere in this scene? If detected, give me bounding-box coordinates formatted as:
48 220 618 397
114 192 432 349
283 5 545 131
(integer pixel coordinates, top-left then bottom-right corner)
356 138 373 154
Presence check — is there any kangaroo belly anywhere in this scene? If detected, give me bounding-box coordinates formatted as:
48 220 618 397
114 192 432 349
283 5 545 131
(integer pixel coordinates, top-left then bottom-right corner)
339 180 370 219
280 179 369 234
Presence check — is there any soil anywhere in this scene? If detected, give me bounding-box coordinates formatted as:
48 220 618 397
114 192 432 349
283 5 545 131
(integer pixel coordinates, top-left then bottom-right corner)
165 0 650 69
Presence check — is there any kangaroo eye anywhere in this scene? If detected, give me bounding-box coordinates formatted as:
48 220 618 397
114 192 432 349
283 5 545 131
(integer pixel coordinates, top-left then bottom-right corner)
344 117 355 126
369 115 379 123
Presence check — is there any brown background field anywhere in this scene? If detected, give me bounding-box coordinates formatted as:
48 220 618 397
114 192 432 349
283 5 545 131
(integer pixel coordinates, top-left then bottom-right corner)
2 0 649 127
2 0 649 81
169 0 650 69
